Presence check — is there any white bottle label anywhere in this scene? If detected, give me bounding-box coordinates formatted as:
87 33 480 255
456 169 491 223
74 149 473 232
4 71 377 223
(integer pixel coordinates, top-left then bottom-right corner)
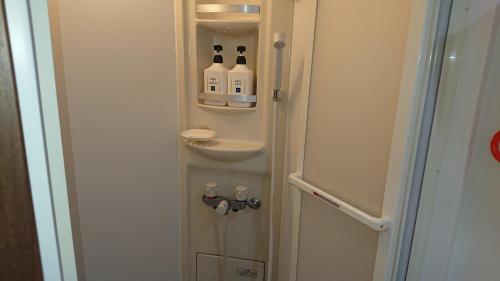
207 77 220 93
231 79 246 95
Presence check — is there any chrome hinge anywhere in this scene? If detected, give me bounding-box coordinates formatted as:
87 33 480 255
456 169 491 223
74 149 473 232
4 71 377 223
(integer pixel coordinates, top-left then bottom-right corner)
272 89 282 102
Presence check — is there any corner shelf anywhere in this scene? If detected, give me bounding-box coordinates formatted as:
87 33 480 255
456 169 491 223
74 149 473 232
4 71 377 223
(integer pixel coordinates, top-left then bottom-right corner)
196 18 260 34
197 103 257 112
197 93 257 112
185 139 265 162
196 4 260 14
195 4 261 30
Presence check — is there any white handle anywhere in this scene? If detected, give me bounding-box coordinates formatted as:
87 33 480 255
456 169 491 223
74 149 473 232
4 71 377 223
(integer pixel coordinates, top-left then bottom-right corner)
288 173 391 231
216 200 229 216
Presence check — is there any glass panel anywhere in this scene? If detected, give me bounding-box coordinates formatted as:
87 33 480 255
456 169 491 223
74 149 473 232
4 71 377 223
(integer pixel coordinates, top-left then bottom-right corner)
407 0 500 280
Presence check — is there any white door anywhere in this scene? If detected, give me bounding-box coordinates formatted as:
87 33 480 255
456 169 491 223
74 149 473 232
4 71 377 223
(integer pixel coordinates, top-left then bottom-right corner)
279 0 430 280
405 0 500 280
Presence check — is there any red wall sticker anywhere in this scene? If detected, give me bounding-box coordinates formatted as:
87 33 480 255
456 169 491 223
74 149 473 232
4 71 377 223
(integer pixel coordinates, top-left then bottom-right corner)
491 131 500 162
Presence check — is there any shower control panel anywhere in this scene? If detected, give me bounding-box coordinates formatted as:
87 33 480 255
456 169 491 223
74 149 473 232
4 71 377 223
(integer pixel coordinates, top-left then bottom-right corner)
202 182 261 215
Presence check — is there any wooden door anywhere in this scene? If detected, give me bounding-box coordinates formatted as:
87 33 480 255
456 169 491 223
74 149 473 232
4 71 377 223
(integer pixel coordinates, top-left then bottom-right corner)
0 1 44 280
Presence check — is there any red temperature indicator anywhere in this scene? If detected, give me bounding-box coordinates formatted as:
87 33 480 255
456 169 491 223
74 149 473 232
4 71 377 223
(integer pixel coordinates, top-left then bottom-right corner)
491 131 500 162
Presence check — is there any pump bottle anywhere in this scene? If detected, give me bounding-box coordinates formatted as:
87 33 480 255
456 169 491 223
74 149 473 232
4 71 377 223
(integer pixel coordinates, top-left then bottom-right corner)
228 46 254 108
204 45 228 106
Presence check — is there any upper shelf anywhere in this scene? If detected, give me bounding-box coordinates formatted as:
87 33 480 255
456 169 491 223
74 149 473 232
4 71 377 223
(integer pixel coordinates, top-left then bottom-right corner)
196 18 260 34
196 4 260 15
196 4 261 30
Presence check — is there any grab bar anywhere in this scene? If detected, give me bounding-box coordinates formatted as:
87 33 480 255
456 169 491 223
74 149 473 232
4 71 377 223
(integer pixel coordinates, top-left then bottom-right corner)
288 173 391 231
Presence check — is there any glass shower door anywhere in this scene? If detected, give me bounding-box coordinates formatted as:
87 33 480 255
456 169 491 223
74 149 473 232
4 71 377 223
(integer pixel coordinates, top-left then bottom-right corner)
405 0 500 280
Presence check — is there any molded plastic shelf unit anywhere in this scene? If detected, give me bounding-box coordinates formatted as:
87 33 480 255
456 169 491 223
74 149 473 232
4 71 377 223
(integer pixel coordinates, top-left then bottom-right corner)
198 92 256 103
197 103 257 112
196 4 261 30
185 139 264 162
197 92 257 111
196 18 260 34
196 4 260 14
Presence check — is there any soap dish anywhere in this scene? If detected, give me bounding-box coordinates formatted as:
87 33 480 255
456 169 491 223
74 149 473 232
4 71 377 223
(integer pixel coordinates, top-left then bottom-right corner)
180 129 216 142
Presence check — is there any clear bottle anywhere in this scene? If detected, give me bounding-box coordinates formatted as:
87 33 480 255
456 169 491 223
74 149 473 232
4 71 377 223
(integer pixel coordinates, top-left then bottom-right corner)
204 45 228 106
228 46 254 108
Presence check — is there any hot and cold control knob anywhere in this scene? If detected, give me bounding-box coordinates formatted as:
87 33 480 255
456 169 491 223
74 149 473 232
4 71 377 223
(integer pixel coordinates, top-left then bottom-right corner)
205 182 218 198
234 186 248 201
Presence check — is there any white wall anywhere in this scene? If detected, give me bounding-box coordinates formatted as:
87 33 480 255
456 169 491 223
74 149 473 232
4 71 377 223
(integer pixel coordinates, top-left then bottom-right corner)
49 1 180 280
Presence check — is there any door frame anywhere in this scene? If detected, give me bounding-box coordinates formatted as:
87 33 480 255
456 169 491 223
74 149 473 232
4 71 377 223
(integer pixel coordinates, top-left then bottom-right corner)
279 0 445 280
4 0 77 280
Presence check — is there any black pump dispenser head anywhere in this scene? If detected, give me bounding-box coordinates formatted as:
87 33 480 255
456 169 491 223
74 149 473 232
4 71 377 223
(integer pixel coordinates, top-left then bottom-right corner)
236 46 247 65
213 45 223 63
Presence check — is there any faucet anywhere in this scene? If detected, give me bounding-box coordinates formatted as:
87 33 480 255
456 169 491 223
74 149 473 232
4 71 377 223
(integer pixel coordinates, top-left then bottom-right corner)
202 183 262 216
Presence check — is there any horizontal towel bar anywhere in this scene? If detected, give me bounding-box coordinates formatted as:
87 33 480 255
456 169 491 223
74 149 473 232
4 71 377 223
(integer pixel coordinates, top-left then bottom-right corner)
288 173 391 231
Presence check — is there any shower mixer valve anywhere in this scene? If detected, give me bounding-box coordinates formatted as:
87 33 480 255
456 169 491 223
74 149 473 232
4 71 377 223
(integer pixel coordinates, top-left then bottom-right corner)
202 182 261 216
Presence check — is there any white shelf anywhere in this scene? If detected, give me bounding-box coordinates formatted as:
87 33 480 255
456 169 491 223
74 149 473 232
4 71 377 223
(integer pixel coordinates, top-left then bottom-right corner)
196 18 260 34
197 103 257 112
185 139 265 162
196 4 260 14
197 93 257 112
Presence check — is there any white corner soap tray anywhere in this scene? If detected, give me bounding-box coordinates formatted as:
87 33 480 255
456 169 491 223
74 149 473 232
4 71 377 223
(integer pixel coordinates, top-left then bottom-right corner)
181 129 216 141
185 139 264 162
